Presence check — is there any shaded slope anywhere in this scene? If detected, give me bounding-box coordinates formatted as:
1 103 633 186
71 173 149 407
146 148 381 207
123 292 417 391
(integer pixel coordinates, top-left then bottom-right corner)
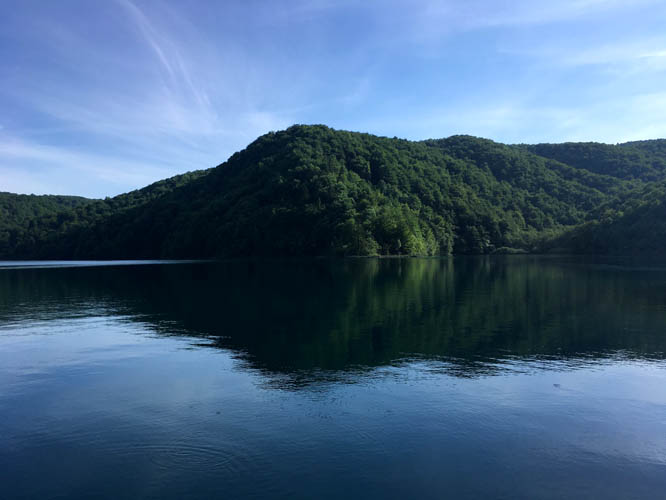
522 140 666 182
0 170 210 258
0 193 94 257
543 181 666 254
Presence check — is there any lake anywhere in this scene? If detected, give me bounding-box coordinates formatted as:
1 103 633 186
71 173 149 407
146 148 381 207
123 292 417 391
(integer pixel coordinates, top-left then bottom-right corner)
1 256 665 499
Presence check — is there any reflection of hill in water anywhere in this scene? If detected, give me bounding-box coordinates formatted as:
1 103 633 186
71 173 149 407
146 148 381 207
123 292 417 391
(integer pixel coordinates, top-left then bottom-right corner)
1 257 666 382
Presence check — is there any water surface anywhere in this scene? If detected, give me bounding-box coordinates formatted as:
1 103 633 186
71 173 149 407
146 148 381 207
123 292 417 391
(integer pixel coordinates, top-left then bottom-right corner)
1 257 665 499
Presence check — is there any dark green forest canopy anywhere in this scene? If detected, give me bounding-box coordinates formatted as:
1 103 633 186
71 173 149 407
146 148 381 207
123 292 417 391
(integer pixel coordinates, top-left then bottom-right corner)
520 141 666 182
1 125 665 258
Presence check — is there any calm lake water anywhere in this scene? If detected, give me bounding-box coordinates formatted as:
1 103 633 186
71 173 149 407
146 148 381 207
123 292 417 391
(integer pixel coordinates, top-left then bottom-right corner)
1 257 665 499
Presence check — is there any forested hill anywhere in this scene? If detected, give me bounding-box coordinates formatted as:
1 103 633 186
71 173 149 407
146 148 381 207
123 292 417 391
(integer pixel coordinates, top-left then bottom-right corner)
0 170 209 258
1 125 665 259
521 141 666 182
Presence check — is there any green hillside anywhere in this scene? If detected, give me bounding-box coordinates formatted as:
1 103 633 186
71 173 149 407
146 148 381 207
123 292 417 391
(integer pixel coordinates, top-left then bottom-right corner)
542 180 666 254
1 125 665 259
0 193 94 257
0 170 209 259
522 141 666 182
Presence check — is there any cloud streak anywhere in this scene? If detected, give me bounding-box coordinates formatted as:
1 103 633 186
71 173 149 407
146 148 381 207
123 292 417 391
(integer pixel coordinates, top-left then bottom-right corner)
0 134 172 197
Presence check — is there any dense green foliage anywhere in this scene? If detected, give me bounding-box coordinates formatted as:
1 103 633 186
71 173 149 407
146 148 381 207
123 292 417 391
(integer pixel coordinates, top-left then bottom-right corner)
1 125 665 258
0 171 209 258
0 193 93 256
542 180 666 254
522 141 666 182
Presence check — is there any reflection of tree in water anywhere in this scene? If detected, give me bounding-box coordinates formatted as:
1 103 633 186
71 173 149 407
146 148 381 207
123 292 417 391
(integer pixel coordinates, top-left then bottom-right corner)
1 257 665 385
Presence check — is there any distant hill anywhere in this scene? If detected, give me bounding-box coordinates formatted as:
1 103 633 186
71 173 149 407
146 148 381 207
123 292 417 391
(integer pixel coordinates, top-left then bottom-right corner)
0 170 209 258
542 180 666 255
1 125 665 258
520 141 666 182
0 193 94 257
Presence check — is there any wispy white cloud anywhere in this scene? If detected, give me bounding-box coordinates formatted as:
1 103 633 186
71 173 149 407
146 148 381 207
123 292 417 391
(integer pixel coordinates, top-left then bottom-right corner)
614 91 666 142
356 88 666 145
116 0 214 114
117 0 178 78
374 0 663 45
265 0 658 31
463 0 658 28
0 0 296 195
500 36 666 73
0 135 174 196
0 0 664 196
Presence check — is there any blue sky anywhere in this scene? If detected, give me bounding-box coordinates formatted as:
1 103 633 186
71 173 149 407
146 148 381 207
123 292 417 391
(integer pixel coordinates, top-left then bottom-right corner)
1 0 665 197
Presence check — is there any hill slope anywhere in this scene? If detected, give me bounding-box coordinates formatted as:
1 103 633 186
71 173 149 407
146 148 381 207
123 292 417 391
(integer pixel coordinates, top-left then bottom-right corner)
1 125 665 258
0 170 210 258
542 180 666 254
0 193 94 257
521 141 666 182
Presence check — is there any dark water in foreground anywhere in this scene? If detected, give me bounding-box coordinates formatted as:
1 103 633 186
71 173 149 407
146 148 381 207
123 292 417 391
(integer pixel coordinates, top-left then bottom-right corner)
1 257 665 499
